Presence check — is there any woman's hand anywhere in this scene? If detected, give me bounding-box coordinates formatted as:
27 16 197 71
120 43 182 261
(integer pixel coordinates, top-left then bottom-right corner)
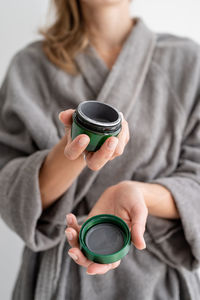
59 109 129 171
65 181 148 275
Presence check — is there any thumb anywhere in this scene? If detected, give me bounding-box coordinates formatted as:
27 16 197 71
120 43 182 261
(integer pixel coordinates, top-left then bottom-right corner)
58 109 75 126
130 203 148 250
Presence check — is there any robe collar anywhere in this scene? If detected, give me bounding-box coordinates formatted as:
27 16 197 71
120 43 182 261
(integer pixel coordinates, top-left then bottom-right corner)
75 18 156 120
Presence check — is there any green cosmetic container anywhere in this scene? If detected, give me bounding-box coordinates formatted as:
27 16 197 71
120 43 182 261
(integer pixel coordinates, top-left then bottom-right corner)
71 101 122 152
79 214 131 264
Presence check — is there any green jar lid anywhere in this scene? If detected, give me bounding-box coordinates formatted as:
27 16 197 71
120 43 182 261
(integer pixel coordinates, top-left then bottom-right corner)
79 214 131 264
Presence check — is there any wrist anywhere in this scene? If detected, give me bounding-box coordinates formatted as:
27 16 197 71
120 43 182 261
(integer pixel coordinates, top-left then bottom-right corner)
132 181 180 219
132 181 171 208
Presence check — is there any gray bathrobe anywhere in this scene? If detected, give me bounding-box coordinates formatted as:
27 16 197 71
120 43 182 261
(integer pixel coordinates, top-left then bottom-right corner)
0 18 200 300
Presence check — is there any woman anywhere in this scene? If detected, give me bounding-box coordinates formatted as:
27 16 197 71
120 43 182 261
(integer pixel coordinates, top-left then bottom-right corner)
0 0 200 299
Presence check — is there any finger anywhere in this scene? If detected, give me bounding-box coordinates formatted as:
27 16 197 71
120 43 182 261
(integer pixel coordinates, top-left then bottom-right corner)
65 227 79 248
64 134 90 160
87 262 113 275
84 151 92 162
58 109 75 126
65 127 72 142
87 259 121 274
68 248 93 268
130 204 148 250
132 223 146 250
68 248 113 275
112 117 129 158
111 260 121 270
66 213 82 232
86 137 118 171
121 113 130 145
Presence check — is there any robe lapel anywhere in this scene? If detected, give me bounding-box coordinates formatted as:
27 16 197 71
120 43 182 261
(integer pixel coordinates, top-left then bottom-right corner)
75 44 109 97
75 18 156 120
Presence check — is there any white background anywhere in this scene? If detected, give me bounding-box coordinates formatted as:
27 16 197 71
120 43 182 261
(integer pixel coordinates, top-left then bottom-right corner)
0 1 200 299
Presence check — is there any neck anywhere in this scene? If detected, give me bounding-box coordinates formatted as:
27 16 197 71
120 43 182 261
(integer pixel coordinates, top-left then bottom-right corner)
81 1 134 51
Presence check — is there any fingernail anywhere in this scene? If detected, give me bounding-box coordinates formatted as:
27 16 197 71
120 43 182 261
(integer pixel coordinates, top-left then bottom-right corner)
66 214 73 225
65 231 73 241
78 136 89 147
86 272 97 276
107 139 118 150
68 252 78 261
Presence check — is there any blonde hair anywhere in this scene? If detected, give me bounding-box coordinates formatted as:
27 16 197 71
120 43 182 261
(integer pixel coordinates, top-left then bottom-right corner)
40 0 89 75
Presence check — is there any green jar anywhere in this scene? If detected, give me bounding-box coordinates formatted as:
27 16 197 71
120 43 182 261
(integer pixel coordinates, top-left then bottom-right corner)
71 101 122 152
79 214 131 264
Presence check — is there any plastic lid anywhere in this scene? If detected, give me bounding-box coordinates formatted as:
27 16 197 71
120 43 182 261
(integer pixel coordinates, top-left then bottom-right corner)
79 214 131 264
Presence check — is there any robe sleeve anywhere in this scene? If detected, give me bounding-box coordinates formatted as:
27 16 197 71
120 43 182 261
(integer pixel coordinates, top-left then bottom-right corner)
146 95 200 271
0 51 77 252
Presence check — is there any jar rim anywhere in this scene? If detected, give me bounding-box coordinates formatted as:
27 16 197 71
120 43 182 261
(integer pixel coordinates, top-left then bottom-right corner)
77 101 122 128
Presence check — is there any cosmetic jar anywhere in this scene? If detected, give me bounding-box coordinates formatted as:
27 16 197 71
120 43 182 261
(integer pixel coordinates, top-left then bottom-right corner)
71 101 122 152
79 214 131 264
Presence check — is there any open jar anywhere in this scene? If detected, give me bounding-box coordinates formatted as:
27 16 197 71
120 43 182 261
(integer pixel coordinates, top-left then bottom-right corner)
71 101 122 152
